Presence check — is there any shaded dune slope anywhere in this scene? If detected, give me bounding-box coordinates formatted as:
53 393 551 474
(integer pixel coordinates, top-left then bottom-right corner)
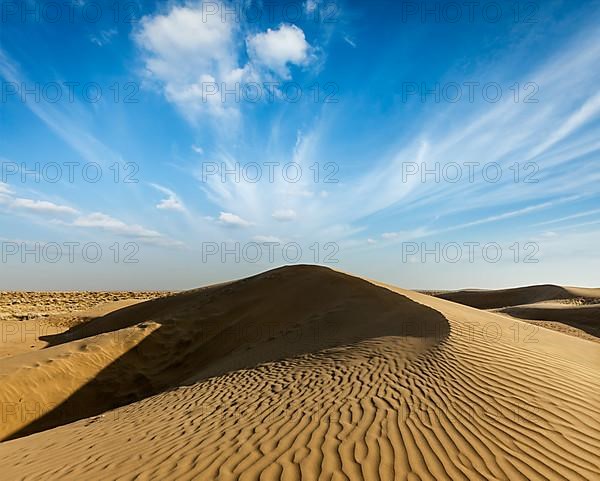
0 265 449 440
0 277 599 480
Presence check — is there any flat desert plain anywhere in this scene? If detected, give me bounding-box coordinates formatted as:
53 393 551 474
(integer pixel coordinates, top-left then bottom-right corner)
0 265 599 480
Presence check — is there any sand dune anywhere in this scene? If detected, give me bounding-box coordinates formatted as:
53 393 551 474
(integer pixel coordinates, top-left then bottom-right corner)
496 304 600 342
435 284 600 309
434 285 600 342
0 266 599 480
0 266 448 440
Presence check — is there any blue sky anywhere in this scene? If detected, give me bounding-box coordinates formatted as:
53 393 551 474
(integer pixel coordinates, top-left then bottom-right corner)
1 0 599 290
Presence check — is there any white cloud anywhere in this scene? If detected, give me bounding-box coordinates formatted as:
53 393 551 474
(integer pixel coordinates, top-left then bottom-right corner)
157 198 185 212
135 4 314 120
150 183 186 212
69 213 183 247
284 189 317 198
0 187 78 216
218 211 253 227
272 208 297 221
135 4 234 77
10 198 79 215
247 24 312 78
192 144 204 154
0 182 183 246
134 1 241 119
72 212 164 239
382 232 399 240
0 182 13 195
253 235 282 243
157 197 184 211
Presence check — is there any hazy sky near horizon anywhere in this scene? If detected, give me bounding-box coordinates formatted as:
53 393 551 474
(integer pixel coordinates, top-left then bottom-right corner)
1 0 599 290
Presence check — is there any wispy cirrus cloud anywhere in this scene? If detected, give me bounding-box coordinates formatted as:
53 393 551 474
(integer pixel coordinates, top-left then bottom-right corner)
90 28 118 47
0 49 124 168
190 20 600 251
534 208 600 227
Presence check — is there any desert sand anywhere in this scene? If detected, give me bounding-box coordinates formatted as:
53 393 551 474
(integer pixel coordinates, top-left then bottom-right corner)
0 291 171 359
0 266 598 480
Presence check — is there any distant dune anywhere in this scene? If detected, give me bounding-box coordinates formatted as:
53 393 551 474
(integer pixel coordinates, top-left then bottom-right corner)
496 304 600 341
1 266 599 480
434 284 600 342
435 284 600 309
